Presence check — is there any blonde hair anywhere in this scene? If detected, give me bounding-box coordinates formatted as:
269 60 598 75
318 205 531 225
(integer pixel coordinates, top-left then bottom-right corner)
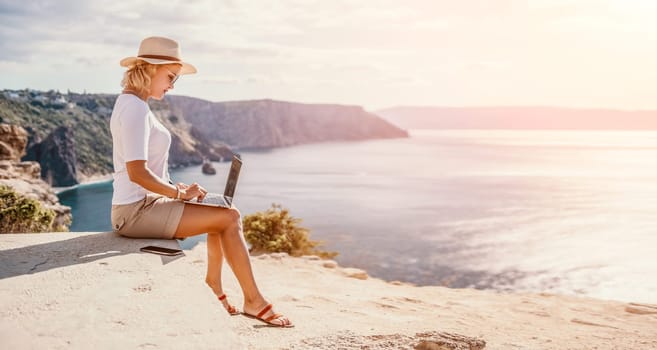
121 61 158 96
121 61 182 96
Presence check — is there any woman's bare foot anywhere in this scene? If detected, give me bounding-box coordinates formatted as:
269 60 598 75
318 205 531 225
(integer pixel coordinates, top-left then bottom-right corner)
206 280 239 315
242 299 293 327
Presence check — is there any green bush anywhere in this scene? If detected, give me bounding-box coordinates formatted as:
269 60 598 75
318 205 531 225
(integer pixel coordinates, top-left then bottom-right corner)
242 204 337 259
0 185 67 233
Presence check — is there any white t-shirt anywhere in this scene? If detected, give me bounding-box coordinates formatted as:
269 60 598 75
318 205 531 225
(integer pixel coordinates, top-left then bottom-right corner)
110 94 172 205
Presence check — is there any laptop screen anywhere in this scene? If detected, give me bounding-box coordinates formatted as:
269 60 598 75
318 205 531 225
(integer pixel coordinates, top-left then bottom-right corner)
224 154 242 199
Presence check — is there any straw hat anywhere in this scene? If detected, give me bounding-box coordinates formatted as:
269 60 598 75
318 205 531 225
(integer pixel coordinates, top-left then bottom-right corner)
120 36 197 75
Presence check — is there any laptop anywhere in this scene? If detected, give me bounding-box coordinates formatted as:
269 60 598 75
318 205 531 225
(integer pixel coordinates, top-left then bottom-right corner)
185 154 242 208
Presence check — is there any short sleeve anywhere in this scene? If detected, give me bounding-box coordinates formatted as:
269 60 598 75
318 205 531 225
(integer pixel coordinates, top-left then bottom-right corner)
119 99 150 161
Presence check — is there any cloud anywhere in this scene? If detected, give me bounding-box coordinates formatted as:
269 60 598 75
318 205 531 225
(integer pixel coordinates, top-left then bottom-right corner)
2 0 657 109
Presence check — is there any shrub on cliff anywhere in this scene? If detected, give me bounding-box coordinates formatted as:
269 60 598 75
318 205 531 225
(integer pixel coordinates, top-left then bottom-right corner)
0 185 67 233
242 204 337 259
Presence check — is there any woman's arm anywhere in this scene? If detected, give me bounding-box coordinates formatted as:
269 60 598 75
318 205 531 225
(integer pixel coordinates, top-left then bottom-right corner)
126 160 206 201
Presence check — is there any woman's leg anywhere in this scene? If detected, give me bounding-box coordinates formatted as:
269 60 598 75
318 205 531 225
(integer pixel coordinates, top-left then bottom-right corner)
174 204 292 326
205 233 237 313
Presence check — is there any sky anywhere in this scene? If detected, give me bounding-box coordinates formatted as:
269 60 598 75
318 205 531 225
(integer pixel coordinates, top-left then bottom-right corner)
1 0 657 111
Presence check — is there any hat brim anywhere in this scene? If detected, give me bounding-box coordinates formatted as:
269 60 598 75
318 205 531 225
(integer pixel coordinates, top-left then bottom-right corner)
120 56 197 75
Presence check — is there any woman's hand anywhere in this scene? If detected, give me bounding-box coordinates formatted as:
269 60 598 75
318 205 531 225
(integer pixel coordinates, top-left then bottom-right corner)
176 182 207 202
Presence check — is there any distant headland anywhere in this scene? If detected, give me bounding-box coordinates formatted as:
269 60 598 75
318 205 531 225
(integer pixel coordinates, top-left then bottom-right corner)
377 106 657 130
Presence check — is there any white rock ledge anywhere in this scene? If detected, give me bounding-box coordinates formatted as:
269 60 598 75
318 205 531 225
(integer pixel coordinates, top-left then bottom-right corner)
1 232 656 350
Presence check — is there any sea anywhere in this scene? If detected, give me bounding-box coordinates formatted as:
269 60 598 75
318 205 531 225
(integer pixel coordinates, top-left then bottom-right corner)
57 130 657 304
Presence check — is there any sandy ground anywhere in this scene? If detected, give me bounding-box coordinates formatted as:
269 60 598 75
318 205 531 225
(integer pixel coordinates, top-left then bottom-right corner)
1 232 656 350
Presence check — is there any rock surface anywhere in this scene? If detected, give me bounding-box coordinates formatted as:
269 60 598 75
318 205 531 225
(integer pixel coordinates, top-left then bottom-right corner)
0 124 27 161
625 303 657 315
286 331 485 350
1 232 656 350
24 125 78 186
0 124 71 230
341 267 369 280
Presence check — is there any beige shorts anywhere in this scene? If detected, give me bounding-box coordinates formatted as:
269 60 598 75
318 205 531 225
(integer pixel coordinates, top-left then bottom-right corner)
111 194 185 239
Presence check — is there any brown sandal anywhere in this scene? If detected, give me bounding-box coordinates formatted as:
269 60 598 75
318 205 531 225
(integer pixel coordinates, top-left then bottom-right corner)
242 304 294 328
218 294 240 316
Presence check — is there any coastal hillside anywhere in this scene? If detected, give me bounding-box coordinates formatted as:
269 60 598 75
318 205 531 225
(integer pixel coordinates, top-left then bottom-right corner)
377 106 657 130
161 96 407 149
0 90 407 186
0 90 115 186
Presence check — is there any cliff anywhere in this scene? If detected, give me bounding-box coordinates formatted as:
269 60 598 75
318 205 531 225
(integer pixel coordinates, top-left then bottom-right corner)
0 124 71 230
24 125 78 186
1 90 408 182
1 232 656 349
159 96 408 149
0 90 114 185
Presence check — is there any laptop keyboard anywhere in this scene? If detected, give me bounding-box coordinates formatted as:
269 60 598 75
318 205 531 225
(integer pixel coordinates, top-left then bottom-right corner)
201 193 227 205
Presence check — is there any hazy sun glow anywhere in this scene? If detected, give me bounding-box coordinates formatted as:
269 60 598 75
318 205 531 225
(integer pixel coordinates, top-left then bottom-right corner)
1 0 657 110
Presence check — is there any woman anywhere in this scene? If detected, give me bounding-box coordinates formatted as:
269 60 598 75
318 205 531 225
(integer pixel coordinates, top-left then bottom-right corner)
110 36 292 328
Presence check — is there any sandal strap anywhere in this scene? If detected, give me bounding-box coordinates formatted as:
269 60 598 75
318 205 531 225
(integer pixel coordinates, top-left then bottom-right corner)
218 294 227 301
264 313 284 323
256 304 273 319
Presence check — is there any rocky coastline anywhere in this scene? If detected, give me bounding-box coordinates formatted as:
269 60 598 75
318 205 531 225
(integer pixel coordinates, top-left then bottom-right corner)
0 89 407 233
0 124 71 230
1 89 408 185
